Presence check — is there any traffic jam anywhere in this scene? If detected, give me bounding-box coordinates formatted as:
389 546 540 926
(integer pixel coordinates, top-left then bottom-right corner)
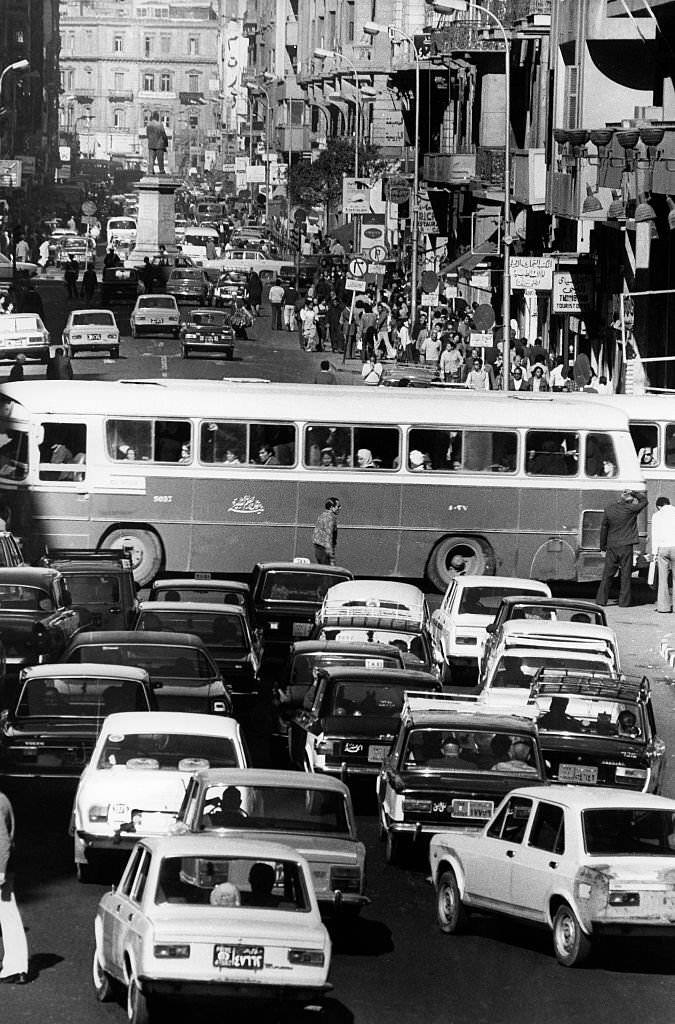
0 549 673 1018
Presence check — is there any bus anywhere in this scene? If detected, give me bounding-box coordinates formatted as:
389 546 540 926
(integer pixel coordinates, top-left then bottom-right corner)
0 381 645 589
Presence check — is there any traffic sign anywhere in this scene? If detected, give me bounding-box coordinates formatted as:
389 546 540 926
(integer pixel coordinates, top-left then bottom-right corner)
81 200 96 216
349 257 368 278
473 303 496 331
346 277 367 292
293 206 309 223
387 177 410 204
421 270 439 293
369 262 386 275
368 244 387 263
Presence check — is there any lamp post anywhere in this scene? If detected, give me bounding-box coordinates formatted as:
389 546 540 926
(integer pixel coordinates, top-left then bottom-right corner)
364 22 421 334
433 0 511 390
314 47 360 251
247 82 271 226
0 59 29 158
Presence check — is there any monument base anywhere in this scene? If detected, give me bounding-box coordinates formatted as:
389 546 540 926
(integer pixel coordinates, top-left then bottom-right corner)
125 174 181 268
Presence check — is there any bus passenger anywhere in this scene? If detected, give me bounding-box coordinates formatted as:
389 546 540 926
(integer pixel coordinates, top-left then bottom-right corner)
320 448 336 467
116 444 136 460
409 450 426 472
223 448 241 465
257 444 279 466
356 449 376 469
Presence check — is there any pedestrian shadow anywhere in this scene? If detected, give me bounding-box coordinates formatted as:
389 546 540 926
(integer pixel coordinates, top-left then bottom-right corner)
27 952 64 979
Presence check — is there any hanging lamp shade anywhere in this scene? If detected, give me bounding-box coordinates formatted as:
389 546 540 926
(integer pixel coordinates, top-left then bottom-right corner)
634 192 656 222
582 184 603 213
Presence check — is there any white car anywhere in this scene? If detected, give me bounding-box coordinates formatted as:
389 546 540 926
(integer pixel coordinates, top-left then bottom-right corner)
0 252 38 278
431 785 675 966
72 710 248 881
0 313 50 362
62 308 120 358
429 575 551 683
93 835 332 1020
130 294 180 337
205 249 289 281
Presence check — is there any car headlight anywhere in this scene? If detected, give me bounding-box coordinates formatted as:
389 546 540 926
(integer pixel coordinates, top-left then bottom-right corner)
154 944 191 958
615 767 648 780
88 805 109 822
106 333 117 340
288 949 324 966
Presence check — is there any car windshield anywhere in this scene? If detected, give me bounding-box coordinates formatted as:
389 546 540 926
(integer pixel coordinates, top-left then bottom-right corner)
402 727 539 775
2 316 42 332
458 587 546 616
191 312 228 327
290 652 399 684
69 644 215 680
16 676 148 718
318 628 427 664
261 571 348 603
0 584 52 610
63 574 120 605
171 272 201 281
138 609 245 648
71 313 115 326
506 603 606 625
155 855 309 911
197 783 350 834
583 808 675 855
153 586 246 606
185 235 217 247
325 681 405 718
491 656 611 688
533 696 644 738
98 732 238 769
109 220 135 230
139 298 176 309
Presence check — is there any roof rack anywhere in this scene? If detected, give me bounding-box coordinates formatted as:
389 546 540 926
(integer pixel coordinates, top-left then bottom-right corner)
531 670 649 701
319 609 425 631
41 547 132 564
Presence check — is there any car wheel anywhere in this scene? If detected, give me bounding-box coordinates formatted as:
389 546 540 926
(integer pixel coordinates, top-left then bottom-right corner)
127 975 152 1024
99 527 163 588
436 869 469 934
92 947 115 1002
552 902 592 967
384 829 405 867
426 535 496 592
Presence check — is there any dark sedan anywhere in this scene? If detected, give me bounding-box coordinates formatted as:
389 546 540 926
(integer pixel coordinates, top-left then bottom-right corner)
165 268 212 305
179 308 235 359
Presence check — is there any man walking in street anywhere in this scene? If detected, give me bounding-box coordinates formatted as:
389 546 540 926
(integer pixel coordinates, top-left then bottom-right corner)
651 495 675 612
64 254 79 300
46 347 74 380
312 497 341 565
268 279 285 331
595 488 648 607
283 282 298 331
0 786 29 984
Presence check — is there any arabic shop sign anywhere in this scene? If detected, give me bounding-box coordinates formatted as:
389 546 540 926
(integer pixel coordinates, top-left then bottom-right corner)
552 270 595 315
510 256 554 291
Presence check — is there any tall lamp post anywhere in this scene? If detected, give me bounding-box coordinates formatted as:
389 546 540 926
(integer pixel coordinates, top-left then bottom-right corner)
433 0 511 390
0 59 29 158
247 82 271 225
314 47 360 250
364 22 421 333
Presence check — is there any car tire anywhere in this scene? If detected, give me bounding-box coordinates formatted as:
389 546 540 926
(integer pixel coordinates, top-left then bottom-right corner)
99 527 163 588
552 902 591 967
426 535 496 592
92 947 115 1002
127 975 152 1024
384 829 405 867
436 869 469 934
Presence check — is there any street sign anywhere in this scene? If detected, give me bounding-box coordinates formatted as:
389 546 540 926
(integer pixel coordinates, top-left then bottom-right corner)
343 177 372 215
369 262 386 275
510 256 554 291
473 303 496 331
293 206 309 223
387 178 410 205
81 200 96 216
421 270 439 293
81 215 96 226
421 290 440 307
368 244 387 262
349 257 368 278
470 331 494 348
345 277 367 292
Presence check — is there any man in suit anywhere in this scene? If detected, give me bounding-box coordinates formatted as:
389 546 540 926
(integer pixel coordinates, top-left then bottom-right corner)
596 489 648 607
146 113 168 175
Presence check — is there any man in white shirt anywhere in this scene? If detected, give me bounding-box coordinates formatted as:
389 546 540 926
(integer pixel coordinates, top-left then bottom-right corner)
652 496 675 612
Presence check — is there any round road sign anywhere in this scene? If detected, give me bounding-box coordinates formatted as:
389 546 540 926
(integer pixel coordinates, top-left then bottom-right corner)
368 244 387 262
387 177 410 204
473 303 496 331
293 206 309 223
349 256 368 278
421 270 439 293
81 200 96 216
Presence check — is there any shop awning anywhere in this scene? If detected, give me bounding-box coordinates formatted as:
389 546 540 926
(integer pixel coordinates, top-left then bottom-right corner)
441 237 498 275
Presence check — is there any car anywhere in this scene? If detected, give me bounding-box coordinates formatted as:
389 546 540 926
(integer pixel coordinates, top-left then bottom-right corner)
61 308 120 358
134 601 262 697
0 251 38 279
92 835 331 1018
377 692 547 865
55 234 96 268
174 768 369 916
181 226 221 263
100 266 139 305
147 575 253 619
106 216 136 247
480 597 609 678
40 548 138 630
430 785 675 966
165 268 212 305
130 294 180 337
0 664 156 780
0 312 50 362
179 307 235 359
61 630 233 716
45 229 77 264
430 575 552 683
72 711 248 880
288 665 441 776
0 566 80 686
528 671 666 793
211 269 248 309
251 561 354 668
207 250 289 281
311 579 439 678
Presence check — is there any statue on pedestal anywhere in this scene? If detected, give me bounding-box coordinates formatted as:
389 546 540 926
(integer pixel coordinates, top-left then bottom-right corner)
146 113 168 175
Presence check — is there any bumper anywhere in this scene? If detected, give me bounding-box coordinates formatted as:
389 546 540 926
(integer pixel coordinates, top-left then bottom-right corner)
0 346 49 362
319 892 370 912
591 921 675 938
321 762 381 778
143 978 332 1001
77 830 145 854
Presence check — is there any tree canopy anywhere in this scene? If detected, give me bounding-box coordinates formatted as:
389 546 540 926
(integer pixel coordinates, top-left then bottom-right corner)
289 138 383 218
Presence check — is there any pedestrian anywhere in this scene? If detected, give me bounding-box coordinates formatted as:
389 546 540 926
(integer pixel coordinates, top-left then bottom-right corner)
81 261 98 304
103 246 119 269
313 359 337 385
465 357 491 390
651 496 675 613
282 282 298 331
361 354 383 386
246 270 262 316
14 235 30 262
139 256 155 294
0 785 30 984
312 496 341 565
268 278 285 331
46 346 74 380
326 296 345 352
595 488 648 607
67 213 77 232
64 254 79 299
146 112 168 174
7 354 25 381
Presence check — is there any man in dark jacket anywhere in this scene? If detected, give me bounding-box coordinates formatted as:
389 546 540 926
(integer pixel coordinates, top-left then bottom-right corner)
46 347 74 380
146 113 168 174
595 489 648 607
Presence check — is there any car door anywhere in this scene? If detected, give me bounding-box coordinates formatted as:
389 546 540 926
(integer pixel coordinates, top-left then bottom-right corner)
107 846 144 971
432 580 455 651
464 795 534 912
509 799 566 922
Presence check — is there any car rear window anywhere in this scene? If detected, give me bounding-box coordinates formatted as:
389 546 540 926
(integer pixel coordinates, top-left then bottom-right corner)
583 808 675 855
261 571 347 603
69 644 215 679
198 783 350 834
290 652 400 684
98 732 237 769
326 681 405 717
17 676 149 717
138 610 245 647
72 313 115 326
459 587 546 616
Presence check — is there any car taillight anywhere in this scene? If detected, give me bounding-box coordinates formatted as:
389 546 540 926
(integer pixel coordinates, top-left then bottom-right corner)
329 866 361 892
154 944 191 958
608 892 640 907
404 798 432 813
455 635 477 645
288 949 324 966
615 766 648 781
88 805 109 822
211 699 230 714
315 738 339 755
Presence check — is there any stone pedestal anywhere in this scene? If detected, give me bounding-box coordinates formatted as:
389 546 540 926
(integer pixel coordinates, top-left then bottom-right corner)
126 175 181 267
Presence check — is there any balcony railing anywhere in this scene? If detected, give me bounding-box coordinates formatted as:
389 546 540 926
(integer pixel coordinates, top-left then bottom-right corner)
108 90 134 102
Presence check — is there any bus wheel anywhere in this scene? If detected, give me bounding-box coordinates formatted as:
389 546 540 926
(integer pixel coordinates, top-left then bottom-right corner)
427 536 495 592
99 528 163 587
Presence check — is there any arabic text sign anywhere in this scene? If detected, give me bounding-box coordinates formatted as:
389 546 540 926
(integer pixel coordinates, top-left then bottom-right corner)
552 271 595 315
510 256 554 291
343 177 372 215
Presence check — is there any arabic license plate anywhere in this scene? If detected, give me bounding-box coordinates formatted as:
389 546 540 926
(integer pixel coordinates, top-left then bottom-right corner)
150 318 165 324
213 945 264 970
368 744 389 763
109 803 129 822
292 622 312 637
559 764 598 785
87 333 101 340
451 799 494 820
4 338 23 347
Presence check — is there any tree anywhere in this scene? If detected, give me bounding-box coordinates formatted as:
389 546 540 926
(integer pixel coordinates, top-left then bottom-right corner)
289 138 382 224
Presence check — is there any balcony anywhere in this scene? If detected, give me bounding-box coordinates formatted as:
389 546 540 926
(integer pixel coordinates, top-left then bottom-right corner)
424 151 476 184
108 90 134 102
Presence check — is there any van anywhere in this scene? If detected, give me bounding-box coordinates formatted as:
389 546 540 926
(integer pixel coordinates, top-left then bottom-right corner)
182 226 221 264
106 217 137 247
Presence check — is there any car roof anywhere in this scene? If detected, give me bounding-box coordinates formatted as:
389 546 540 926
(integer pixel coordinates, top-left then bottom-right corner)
140 835 309 861
137 601 245 616
21 663 150 681
495 647 613 663
291 640 405 658
152 577 250 594
100 710 241 737
70 309 116 318
405 700 540 733
531 672 649 702
0 566 61 586
500 620 616 640
507 784 675 811
450 576 551 593
254 561 352 575
323 579 425 606
68 629 209 648
496 597 605 612
189 767 350 793
318 667 436 684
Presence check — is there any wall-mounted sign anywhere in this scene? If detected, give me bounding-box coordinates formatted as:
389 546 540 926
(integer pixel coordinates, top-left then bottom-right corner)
510 256 554 291
552 270 595 315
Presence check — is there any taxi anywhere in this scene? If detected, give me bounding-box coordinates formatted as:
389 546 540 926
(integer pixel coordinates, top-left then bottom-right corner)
0 313 50 362
93 836 331 1018
61 308 120 359
130 294 181 337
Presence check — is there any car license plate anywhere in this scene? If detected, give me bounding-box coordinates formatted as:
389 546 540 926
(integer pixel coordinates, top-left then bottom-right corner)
368 744 388 763
213 945 264 970
119 811 175 834
559 764 598 785
87 333 101 340
150 318 164 324
451 799 494 819
292 622 312 637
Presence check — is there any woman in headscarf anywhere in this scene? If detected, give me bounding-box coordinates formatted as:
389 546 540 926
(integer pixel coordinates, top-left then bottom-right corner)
356 448 375 468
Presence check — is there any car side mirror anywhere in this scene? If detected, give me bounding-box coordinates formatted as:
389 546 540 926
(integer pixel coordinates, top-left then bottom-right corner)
485 623 495 634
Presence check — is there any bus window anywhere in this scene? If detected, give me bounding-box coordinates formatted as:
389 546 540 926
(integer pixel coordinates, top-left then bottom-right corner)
249 424 296 466
39 422 87 481
154 421 191 463
304 426 352 468
630 422 659 467
585 433 617 477
525 431 578 476
200 422 247 465
665 424 675 468
406 429 515 473
464 431 517 473
107 420 152 461
353 427 400 470
0 428 27 480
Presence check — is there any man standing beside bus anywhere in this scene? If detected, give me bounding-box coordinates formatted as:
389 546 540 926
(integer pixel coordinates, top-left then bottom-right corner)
651 496 675 613
312 497 341 565
595 488 648 608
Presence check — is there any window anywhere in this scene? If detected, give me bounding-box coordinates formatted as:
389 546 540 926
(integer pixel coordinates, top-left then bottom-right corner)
0 428 27 481
188 72 200 91
113 35 123 53
304 424 400 470
64 69 74 91
160 33 171 54
131 849 151 903
105 419 191 463
84 68 93 89
114 72 125 90
143 71 155 92
39 423 87 482
525 430 579 476
113 108 125 129
144 36 152 57
347 0 355 41
119 846 144 897
665 423 675 468
188 36 199 55
407 428 517 473
199 421 296 466
529 802 565 854
629 422 658 467
67 32 76 52
585 432 616 477
290 99 304 126
486 796 532 843
160 72 172 92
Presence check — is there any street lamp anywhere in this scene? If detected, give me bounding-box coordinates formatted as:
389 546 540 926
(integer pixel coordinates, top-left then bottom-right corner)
247 82 271 226
364 21 422 332
0 59 29 158
433 0 512 390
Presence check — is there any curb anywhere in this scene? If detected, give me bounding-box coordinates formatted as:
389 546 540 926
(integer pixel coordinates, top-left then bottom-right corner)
660 639 675 670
